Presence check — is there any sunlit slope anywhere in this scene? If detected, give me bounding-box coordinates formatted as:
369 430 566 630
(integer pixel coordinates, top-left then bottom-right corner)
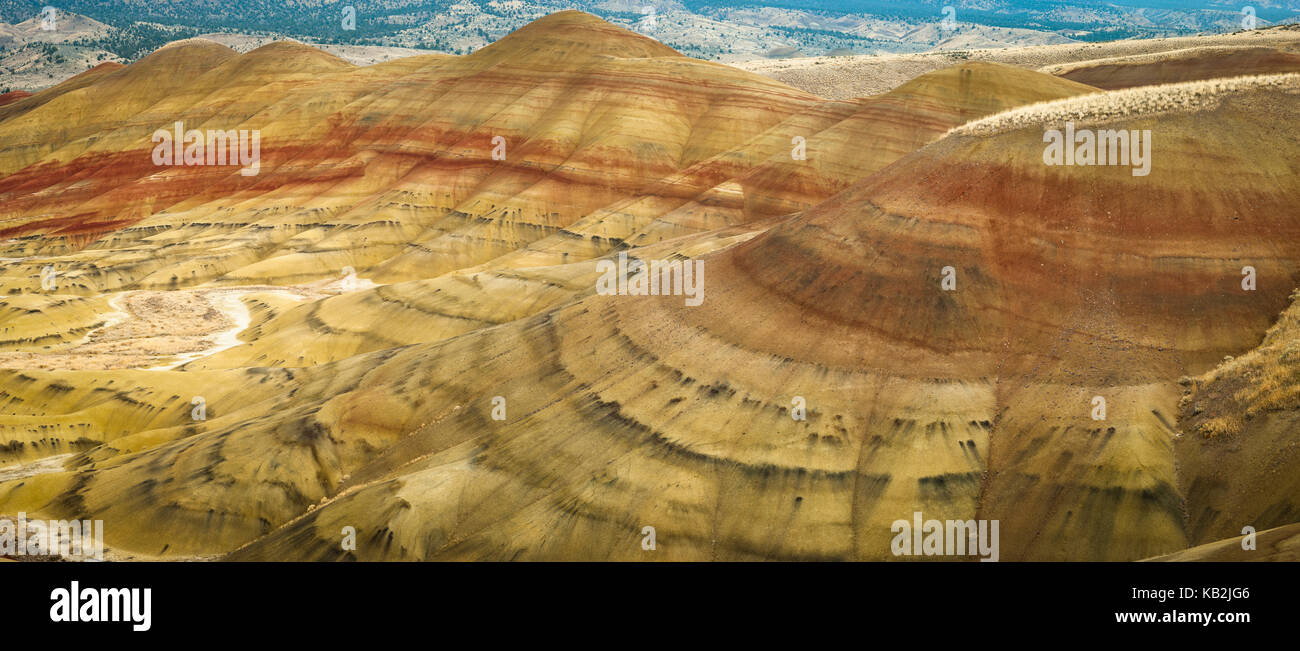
0 294 114 352
0 62 123 120
1048 46 1300 90
0 41 238 177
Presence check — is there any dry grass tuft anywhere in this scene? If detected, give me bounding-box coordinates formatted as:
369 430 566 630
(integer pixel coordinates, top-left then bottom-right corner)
1038 45 1292 76
949 72 1300 137
1182 289 1300 439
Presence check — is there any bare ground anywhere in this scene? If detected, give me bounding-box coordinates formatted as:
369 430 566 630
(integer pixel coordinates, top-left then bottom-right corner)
0 285 342 371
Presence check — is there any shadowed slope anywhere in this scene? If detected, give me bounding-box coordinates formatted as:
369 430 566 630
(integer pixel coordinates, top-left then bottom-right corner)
1176 288 1300 547
1145 522 1300 561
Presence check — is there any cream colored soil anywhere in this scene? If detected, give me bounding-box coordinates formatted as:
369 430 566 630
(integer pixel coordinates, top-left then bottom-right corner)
0 279 376 371
0 452 71 481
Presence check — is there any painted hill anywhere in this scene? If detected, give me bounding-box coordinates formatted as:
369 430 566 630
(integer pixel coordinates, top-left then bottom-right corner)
737 25 1300 99
1 12 1299 562
1048 46 1300 89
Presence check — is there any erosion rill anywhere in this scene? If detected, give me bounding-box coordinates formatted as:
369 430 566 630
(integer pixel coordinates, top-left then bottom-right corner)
1 12 1300 562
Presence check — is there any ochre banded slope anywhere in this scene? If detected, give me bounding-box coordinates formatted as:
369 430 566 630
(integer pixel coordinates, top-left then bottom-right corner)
226 75 1300 561
0 13 1095 367
2 12 1297 563
219 77 1300 561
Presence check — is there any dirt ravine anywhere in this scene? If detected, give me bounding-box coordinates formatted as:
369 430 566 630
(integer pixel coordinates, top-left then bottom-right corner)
0 453 72 482
0 279 375 371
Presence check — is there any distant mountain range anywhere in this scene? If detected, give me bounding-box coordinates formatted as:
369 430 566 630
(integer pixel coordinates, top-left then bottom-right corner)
1 0 1298 92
